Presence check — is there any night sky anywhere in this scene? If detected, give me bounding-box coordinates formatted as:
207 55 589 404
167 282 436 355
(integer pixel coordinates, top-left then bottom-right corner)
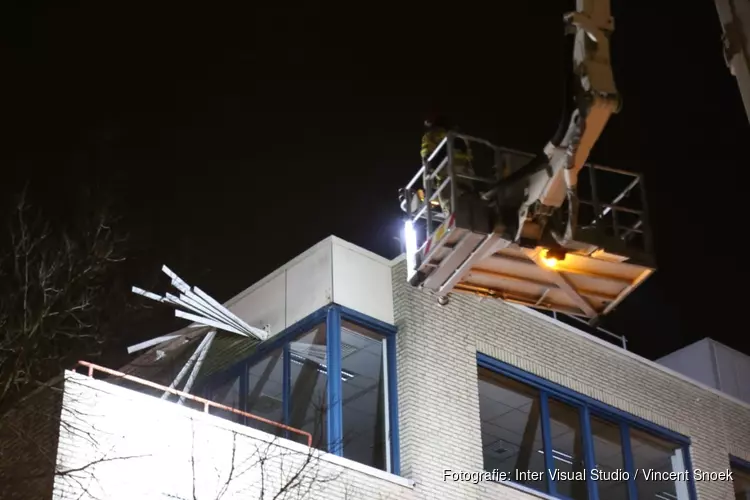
3 1 749 361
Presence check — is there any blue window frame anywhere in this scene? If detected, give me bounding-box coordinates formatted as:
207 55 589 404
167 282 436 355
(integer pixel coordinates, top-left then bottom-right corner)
201 304 400 475
477 353 698 500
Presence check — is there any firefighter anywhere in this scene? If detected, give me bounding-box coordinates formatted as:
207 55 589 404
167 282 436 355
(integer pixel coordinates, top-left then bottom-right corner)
420 116 475 216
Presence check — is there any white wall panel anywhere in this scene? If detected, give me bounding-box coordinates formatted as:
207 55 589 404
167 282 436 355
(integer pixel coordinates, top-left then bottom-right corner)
227 272 286 336
657 338 750 405
657 338 717 389
714 340 750 404
331 238 394 325
221 237 396 340
285 242 333 326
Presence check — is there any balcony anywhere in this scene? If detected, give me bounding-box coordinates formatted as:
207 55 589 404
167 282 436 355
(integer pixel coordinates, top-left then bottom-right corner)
53 363 413 500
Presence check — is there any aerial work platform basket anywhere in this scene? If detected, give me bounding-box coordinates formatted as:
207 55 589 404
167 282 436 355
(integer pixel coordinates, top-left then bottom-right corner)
400 133 656 323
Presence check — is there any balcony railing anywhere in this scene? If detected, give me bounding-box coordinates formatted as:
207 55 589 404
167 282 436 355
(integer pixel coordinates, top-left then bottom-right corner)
76 360 313 447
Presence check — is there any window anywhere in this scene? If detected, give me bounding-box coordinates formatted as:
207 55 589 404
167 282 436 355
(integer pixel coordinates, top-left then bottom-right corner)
590 415 628 500
288 326 328 447
547 398 587 500
245 347 285 436
478 367 547 493
732 458 750 500
211 347 287 436
477 354 697 500
630 428 691 500
202 306 400 475
340 321 389 470
211 373 242 423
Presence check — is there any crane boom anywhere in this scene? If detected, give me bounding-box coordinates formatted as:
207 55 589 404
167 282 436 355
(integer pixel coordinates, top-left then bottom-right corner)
397 0 656 323
509 0 620 249
399 0 750 322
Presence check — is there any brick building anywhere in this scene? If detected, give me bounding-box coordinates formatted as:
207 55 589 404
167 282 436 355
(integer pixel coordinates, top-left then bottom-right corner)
6 236 750 500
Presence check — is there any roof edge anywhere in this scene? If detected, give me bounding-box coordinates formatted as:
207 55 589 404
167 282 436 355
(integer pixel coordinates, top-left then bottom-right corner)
225 236 335 308
330 236 394 266
512 303 750 411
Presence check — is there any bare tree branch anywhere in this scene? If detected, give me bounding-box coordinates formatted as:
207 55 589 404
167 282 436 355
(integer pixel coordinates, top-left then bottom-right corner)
56 454 151 477
0 188 141 500
162 390 345 500
0 188 135 418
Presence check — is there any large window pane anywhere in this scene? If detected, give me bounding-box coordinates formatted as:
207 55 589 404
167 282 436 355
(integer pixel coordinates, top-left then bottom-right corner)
288 325 328 449
591 416 628 500
478 367 547 493
631 428 691 500
210 373 242 423
340 321 387 471
245 347 284 436
732 463 750 499
547 399 587 500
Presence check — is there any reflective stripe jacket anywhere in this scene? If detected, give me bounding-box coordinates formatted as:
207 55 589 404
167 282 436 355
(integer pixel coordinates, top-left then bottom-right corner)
421 128 472 162
421 128 447 160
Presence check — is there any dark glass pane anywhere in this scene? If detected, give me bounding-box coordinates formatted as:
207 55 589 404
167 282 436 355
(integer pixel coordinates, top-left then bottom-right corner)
591 416 628 500
733 464 750 499
630 427 691 500
477 367 547 493
288 325 328 450
210 374 242 424
340 321 387 471
547 398 588 500
245 348 284 436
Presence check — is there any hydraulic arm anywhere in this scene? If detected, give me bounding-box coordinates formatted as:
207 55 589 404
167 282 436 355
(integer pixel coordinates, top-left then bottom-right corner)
399 0 750 321
398 0 657 322
492 0 620 249
715 0 750 122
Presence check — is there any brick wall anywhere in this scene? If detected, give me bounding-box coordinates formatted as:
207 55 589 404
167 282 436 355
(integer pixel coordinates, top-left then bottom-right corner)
0 384 62 500
49 259 750 500
391 258 750 500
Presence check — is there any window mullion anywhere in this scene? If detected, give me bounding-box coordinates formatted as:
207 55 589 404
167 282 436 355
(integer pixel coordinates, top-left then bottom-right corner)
381 338 392 474
539 391 557 497
282 344 291 439
326 306 343 455
620 424 638 500
239 361 249 426
386 335 400 475
580 406 599 500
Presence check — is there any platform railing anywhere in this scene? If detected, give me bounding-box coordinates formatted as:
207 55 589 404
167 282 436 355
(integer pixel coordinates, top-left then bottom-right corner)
580 164 653 256
403 132 500 258
75 360 313 447
402 134 653 266
550 311 628 350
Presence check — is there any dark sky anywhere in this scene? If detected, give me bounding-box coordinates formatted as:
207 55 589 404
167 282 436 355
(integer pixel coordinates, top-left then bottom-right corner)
2 1 749 361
